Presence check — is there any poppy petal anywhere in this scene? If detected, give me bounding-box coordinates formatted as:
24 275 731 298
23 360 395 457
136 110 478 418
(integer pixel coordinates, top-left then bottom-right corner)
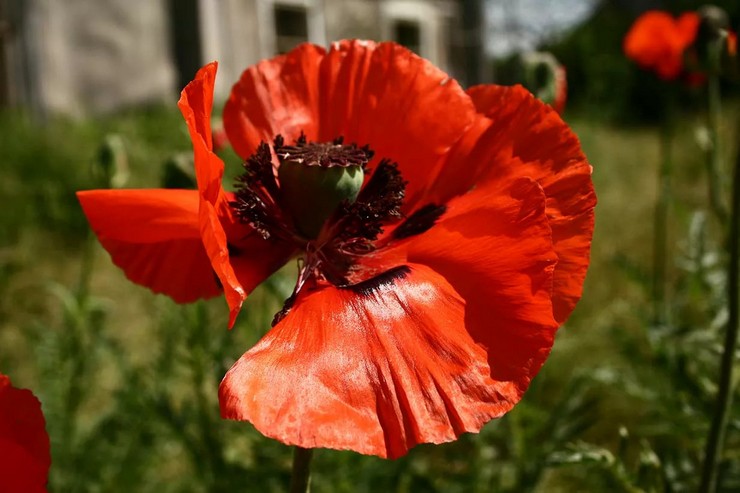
0 374 50 493
404 176 559 386
422 85 595 324
317 41 477 209
224 41 477 211
77 189 221 303
220 264 518 459
223 44 325 158
179 62 246 325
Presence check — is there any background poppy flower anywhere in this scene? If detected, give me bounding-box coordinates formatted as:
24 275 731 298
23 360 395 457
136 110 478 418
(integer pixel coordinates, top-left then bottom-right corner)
78 41 595 458
212 126 230 154
0 373 50 493
624 10 700 80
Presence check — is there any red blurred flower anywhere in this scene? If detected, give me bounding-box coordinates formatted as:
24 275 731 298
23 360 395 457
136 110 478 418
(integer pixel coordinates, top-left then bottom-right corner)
624 10 700 80
0 373 50 493
212 126 230 154
727 31 737 57
78 41 595 458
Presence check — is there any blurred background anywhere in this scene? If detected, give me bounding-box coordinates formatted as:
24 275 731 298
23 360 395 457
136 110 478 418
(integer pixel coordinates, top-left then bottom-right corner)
1 0 739 491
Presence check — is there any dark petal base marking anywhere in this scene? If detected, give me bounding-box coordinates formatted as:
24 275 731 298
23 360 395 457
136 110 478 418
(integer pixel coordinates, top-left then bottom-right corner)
272 266 412 327
393 204 447 239
272 292 297 327
344 265 411 295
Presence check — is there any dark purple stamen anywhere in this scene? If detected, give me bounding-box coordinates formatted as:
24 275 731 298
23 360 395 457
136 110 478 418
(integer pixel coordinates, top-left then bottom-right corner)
274 134 373 169
232 142 283 239
333 159 406 252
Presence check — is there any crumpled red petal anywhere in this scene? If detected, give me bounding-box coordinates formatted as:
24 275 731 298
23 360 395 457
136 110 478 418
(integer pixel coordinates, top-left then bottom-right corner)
179 61 247 326
223 44 325 158
223 40 477 211
0 374 50 493
77 189 221 303
220 264 516 459
418 85 595 324
317 41 477 209
403 176 559 386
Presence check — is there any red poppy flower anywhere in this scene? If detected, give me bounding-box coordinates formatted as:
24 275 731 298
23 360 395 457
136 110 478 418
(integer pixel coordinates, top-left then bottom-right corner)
77 41 595 458
0 373 50 493
624 10 700 80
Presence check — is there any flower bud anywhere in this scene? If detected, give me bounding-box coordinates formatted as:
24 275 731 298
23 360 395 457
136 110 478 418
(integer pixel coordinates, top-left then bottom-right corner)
521 52 567 114
692 5 734 74
96 134 128 188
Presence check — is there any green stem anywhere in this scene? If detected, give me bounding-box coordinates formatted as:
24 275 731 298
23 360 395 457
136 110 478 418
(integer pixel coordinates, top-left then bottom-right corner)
699 122 740 493
289 447 314 493
706 73 727 223
652 123 672 326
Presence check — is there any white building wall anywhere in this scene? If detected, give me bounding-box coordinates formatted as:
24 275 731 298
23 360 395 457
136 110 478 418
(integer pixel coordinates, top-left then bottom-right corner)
32 0 176 115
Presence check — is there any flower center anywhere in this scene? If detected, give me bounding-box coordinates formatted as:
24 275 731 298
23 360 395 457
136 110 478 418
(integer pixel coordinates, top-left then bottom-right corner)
232 133 451 325
232 135 406 281
276 137 368 238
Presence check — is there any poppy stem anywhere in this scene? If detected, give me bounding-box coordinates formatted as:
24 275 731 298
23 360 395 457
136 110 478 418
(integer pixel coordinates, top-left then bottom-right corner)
706 72 727 223
699 120 740 493
651 122 672 326
289 447 314 493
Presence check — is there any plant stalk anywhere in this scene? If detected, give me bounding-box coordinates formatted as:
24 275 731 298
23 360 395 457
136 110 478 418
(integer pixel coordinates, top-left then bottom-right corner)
652 123 672 326
289 447 314 493
699 122 740 493
706 73 727 223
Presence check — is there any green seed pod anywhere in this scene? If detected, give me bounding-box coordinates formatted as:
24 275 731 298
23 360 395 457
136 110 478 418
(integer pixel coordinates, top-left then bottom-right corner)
278 158 364 239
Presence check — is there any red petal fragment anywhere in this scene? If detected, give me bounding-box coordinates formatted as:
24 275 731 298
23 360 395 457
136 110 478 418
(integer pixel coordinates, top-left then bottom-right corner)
318 40 477 210
179 62 247 324
0 374 50 493
77 189 221 303
178 62 224 202
220 264 516 459
425 85 595 324
224 44 326 159
405 177 559 387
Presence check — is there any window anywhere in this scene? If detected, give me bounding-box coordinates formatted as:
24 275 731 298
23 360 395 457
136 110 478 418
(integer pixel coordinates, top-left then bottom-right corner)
257 0 325 59
274 4 308 54
393 19 421 55
380 0 446 70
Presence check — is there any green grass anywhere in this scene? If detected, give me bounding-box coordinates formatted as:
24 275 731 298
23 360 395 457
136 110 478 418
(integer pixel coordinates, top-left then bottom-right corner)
0 102 738 492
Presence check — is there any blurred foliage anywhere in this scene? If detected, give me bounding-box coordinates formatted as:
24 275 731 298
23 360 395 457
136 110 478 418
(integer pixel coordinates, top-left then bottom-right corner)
493 0 740 123
0 108 187 247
